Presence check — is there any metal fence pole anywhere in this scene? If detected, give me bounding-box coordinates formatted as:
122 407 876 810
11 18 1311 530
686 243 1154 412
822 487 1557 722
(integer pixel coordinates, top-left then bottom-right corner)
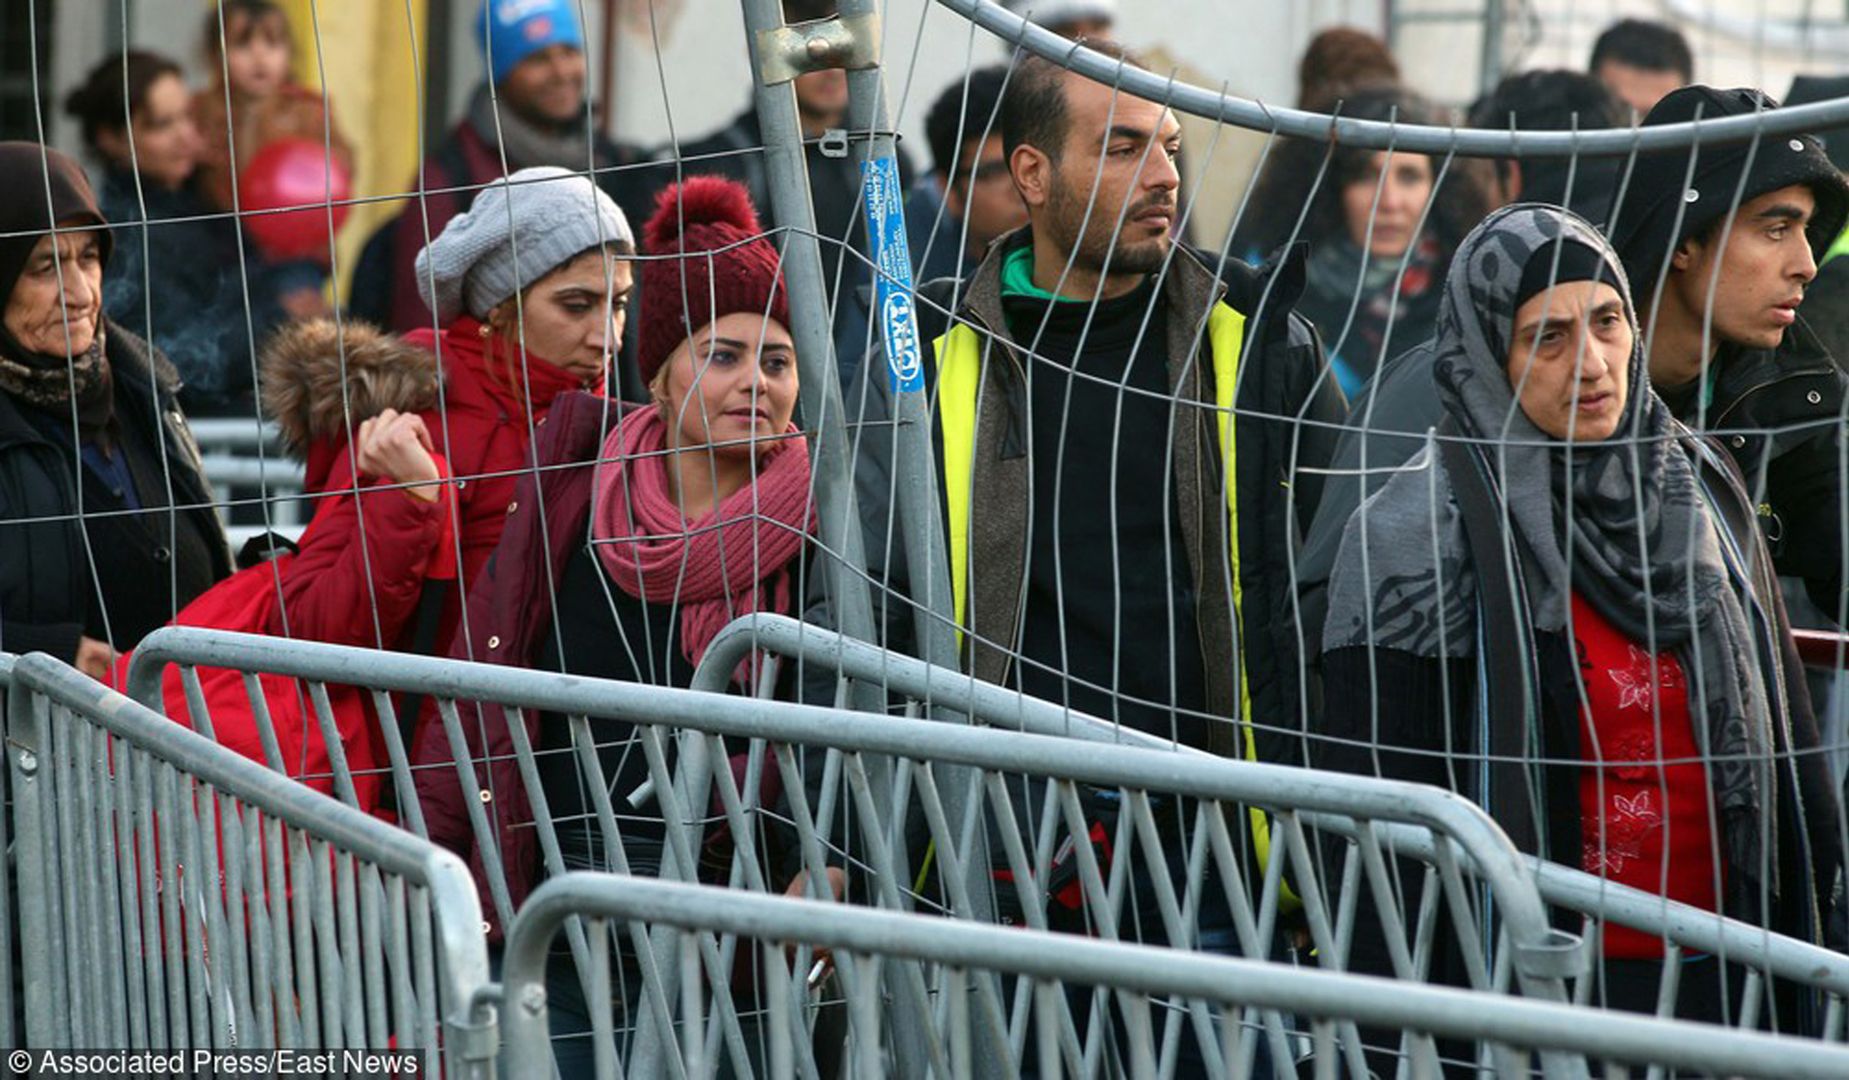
3 657 55 1048
728 7 938 1074
827 0 1001 993
0 657 15 1051
733 0 883 702
1479 0 1506 96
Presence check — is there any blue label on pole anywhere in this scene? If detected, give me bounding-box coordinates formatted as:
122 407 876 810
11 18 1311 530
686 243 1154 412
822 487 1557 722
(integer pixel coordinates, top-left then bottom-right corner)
861 155 924 394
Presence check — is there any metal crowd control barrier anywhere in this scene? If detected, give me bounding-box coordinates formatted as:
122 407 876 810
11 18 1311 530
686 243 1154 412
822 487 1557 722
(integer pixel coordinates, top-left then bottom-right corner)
115 622 1849 1072
695 615 1849 1046
0 661 15 1051
499 873 1849 1080
2 652 494 1075
125 626 1584 1078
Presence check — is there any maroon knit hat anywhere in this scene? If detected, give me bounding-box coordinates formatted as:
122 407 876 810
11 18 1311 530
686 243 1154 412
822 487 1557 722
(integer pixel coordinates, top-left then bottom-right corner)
637 175 790 386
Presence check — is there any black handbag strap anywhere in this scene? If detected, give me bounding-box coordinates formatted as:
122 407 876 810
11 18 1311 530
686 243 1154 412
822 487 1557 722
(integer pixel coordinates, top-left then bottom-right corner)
393 580 450 749
1436 430 1545 856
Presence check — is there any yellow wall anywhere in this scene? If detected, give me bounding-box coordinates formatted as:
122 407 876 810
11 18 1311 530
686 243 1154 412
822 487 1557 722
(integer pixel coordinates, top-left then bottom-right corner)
277 0 429 302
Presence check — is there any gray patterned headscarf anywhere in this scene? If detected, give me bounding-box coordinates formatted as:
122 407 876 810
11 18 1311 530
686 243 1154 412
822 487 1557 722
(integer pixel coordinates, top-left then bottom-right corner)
1323 203 1776 894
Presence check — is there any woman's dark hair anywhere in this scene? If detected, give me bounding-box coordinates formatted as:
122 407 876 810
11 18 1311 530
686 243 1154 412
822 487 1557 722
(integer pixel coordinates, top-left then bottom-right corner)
1297 27 1400 109
1467 70 1624 199
202 0 293 59
1234 85 1490 260
63 50 184 150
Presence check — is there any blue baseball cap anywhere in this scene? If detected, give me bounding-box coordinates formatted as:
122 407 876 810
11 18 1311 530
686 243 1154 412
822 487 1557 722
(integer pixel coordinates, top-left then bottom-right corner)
477 0 585 86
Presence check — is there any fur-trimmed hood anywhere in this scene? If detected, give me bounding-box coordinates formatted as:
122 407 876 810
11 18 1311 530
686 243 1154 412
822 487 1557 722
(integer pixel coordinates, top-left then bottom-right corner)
261 318 440 457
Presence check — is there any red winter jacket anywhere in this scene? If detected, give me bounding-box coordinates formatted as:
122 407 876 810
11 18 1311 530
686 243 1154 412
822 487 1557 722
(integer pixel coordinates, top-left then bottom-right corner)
268 451 451 646
118 318 452 810
126 449 450 810
400 315 600 653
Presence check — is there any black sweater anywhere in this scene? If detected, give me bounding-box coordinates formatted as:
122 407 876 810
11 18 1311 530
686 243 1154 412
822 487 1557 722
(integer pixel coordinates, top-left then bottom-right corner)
1004 280 1210 745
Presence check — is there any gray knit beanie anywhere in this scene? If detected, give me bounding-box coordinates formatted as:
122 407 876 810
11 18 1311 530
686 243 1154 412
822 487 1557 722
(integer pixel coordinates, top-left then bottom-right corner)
413 165 635 323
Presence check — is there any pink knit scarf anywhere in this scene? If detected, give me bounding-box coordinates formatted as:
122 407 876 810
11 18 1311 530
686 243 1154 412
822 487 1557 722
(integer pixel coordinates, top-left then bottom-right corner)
590 406 815 686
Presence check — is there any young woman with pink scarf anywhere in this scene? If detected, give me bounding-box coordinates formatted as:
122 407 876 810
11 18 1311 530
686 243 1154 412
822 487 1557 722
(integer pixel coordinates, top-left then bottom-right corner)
411 176 831 1072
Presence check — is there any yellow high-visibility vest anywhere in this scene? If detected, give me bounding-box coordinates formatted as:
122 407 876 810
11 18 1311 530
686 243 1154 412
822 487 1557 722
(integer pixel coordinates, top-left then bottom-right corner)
929 301 1282 877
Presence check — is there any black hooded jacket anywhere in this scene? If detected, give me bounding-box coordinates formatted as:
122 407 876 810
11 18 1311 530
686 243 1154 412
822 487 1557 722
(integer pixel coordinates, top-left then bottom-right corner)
1658 315 1849 618
0 320 231 661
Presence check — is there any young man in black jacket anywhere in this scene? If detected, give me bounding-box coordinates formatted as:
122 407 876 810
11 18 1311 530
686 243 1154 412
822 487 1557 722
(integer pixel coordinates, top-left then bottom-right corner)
1612 86 1849 622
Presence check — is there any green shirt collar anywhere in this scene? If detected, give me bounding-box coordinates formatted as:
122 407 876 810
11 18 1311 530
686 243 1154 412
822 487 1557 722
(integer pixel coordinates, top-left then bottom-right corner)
1000 245 1082 303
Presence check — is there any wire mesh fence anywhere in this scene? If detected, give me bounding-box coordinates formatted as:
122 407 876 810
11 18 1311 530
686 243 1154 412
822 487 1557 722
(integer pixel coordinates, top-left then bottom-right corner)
5 0 1849 1073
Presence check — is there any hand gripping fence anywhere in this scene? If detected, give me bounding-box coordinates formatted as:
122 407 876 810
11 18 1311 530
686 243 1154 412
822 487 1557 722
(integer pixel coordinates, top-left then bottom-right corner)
124 622 1593 1078
495 873 1849 1080
0 652 495 1075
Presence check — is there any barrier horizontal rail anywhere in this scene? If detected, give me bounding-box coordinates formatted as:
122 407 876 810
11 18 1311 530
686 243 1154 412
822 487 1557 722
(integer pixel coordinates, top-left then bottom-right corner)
119 629 1546 921
1791 629 1849 670
198 455 307 489
3 651 495 1076
938 0 1849 156
1337 818 1849 1042
189 419 284 453
498 873 1849 1080
695 614 1185 751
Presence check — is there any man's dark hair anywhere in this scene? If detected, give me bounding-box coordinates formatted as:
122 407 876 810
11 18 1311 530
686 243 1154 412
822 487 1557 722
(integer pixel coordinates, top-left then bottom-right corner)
925 65 1012 180
999 40 1142 165
1589 18 1693 81
64 50 184 149
1467 69 1624 189
1467 68 1625 132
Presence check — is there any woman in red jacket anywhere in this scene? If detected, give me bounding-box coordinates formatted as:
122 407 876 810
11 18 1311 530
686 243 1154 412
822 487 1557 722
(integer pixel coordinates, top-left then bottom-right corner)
412 177 829 1073
132 167 634 809
122 318 450 808
322 164 634 652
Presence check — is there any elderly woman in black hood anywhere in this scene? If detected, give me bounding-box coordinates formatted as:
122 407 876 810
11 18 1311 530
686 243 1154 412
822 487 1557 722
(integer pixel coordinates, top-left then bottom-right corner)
0 143 230 678
1318 204 1840 1028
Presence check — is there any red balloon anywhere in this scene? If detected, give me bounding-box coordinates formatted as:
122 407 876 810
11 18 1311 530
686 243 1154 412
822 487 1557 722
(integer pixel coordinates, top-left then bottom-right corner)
238 137 352 264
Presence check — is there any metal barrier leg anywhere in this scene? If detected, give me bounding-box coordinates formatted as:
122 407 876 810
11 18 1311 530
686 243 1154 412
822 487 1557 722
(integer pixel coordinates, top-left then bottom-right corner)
7 672 59 1047
0 665 13 1052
